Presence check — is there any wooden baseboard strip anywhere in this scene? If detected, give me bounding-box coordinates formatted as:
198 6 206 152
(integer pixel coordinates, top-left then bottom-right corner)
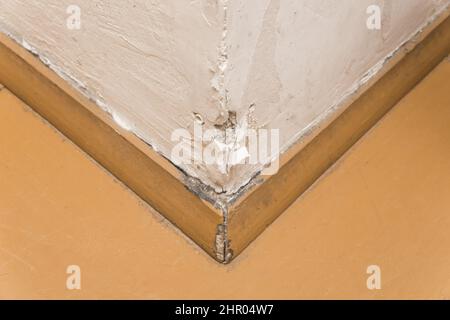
0 13 448 263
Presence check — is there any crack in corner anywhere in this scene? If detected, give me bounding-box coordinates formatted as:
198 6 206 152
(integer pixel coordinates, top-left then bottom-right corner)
215 201 233 264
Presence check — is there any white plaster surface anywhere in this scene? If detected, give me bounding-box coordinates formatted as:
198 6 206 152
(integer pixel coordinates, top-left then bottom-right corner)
0 0 449 194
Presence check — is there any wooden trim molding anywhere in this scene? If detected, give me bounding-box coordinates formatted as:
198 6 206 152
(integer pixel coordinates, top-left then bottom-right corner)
0 13 449 263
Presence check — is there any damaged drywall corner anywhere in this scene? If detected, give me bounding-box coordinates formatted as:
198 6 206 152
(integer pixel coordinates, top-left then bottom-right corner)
2 0 448 197
192 0 266 193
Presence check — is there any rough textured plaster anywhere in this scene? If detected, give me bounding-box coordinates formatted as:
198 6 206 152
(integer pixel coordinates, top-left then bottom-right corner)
0 0 449 195
225 0 450 192
0 0 229 192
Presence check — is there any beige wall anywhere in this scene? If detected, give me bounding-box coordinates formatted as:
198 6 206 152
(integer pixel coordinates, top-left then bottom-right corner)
0 0 449 194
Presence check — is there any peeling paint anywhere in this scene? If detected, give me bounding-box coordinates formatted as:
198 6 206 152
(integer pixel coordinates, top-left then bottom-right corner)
0 0 448 198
